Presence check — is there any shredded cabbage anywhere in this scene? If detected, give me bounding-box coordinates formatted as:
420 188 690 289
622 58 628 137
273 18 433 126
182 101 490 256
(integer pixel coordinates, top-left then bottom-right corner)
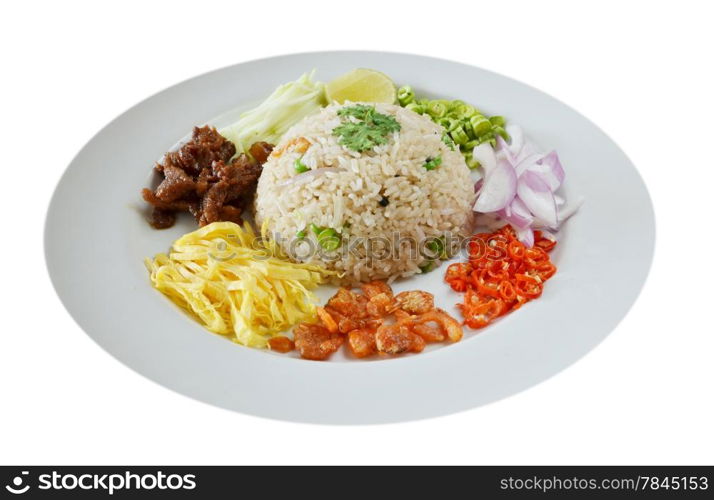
220 71 326 155
145 221 334 348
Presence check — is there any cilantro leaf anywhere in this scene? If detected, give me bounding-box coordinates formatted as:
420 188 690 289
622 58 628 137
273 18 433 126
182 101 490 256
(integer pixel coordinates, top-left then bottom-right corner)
337 104 375 121
333 105 401 152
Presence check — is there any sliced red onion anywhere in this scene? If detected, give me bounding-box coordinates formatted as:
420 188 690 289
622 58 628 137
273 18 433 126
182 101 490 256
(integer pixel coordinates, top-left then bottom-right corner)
506 124 524 156
473 122 582 247
515 226 534 247
495 135 515 165
497 128 543 175
514 153 543 177
472 143 498 175
517 170 558 228
556 195 584 223
474 178 484 193
515 146 542 168
473 159 517 212
537 229 558 241
474 213 508 232
497 196 533 229
527 151 565 191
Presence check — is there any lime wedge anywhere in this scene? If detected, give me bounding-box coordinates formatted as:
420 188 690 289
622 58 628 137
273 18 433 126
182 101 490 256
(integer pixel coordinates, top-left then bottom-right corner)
325 68 397 105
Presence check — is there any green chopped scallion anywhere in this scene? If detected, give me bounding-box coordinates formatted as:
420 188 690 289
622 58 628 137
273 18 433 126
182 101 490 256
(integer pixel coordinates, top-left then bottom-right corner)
316 228 341 251
294 156 309 173
423 155 442 171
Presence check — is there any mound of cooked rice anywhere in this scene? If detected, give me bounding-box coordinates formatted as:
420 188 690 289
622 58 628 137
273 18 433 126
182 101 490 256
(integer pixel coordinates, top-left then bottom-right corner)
255 102 475 283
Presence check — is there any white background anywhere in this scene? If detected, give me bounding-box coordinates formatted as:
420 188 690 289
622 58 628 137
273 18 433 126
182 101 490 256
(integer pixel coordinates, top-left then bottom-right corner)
1 0 712 465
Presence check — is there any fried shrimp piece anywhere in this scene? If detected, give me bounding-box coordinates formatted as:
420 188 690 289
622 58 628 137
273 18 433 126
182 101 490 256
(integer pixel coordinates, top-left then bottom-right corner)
394 290 434 315
361 280 394 300
330 310 362 335
411 323 446 342
361 282 397 317
290 281 461 360
411 308 463 342
375 323 425 355
316 307 338 334
268 336 294 353
392 309 413 322
293 323 344 361
326 288 364 317
347 328 378 358
366 292 394 317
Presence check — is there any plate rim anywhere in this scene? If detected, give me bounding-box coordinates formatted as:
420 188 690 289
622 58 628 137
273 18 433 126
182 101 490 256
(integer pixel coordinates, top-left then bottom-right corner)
44 50 656 424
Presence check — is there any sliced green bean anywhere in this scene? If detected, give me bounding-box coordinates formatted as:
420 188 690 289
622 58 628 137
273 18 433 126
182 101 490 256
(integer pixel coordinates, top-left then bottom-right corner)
470 115 492 136
463 120 476 139
405 102 424 114
294 156 309 173
397 86 415 106
450 126 469 145
427 101 448 118
489 115 506 127
438 117 454 130
395 86 508 167
493 125 510 141
463 152 480 169
442 132 456 151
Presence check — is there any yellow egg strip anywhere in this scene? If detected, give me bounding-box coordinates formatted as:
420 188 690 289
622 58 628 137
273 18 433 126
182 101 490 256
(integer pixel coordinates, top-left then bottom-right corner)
145 221 334 348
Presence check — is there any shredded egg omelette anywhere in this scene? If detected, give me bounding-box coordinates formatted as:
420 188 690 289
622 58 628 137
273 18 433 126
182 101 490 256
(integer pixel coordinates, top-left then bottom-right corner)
145 221 334 348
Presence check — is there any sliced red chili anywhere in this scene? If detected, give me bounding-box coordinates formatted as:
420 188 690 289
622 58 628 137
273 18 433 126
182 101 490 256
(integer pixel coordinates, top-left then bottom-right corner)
498 280 517 302
448 225 558 330
534 237 557 252
508 240 525 260
449 278 469 292
534 262 557 280
463 292 504 329
515 273 543 298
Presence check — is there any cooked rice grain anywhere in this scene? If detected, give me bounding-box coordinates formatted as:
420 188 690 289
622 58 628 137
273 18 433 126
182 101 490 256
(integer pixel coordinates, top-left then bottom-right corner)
255 103 475 283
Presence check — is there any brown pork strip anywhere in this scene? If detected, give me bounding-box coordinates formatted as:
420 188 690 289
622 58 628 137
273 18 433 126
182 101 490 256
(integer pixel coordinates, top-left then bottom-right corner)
158 126 236 176
141 124 270 229
155 165 195 202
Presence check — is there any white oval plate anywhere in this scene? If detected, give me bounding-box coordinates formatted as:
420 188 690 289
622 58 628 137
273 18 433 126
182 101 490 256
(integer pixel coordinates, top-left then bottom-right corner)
45 52 654 424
